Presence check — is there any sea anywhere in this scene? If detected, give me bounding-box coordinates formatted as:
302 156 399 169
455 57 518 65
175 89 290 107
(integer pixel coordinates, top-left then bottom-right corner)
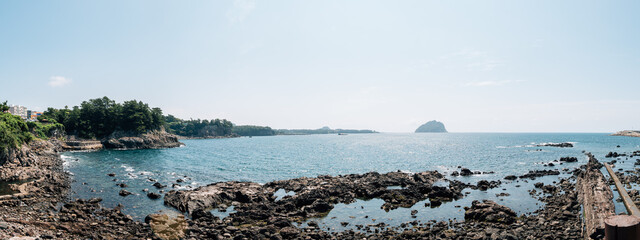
61 133 640 231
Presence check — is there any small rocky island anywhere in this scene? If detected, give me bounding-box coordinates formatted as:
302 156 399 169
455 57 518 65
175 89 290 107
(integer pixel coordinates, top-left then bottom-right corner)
612 130 640 137
415 120 448 133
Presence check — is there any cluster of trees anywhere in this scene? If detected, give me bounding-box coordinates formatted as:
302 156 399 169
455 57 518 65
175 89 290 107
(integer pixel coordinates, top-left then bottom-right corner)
232 125 276 136
164 115 233 137
3 97 379 149
40 97 164 139
0 103 33 158
40 97 239 139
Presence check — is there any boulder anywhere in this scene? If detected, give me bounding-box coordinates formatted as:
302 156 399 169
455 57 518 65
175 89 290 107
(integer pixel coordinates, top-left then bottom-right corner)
147 192 162 199
464 200 517 224
119 189 132 197
460 168 473 176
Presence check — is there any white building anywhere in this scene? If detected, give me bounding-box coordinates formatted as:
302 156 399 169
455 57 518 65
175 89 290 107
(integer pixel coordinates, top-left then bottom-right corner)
8 105 28 119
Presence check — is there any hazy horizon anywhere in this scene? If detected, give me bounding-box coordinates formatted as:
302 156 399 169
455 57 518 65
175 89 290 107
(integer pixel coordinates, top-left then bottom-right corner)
1 1 639 133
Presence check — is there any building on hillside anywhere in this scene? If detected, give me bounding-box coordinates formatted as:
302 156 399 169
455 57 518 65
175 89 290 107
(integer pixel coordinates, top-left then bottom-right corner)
30 111 42 120
8 105 27 119
26 110 42 121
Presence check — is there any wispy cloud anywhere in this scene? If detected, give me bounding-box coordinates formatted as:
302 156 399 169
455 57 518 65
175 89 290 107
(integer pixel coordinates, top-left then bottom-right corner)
443 49 504 71
464 80 524 87
227 0 255 24
48 76 72 87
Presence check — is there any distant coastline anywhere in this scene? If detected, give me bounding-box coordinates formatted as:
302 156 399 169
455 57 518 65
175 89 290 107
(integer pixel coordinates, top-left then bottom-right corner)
275 126 377 136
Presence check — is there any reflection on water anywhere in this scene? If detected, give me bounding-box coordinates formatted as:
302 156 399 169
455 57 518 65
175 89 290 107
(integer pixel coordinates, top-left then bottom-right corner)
303 174 559 232
210 206 236 219
274 188 296 201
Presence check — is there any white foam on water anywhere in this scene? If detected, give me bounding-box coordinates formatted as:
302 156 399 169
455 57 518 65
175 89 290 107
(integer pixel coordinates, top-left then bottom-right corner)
127 172 139 179
61 155 75 167
121 164 135 172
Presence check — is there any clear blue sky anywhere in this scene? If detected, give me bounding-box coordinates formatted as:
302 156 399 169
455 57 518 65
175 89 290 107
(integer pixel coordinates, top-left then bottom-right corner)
1 1 639 132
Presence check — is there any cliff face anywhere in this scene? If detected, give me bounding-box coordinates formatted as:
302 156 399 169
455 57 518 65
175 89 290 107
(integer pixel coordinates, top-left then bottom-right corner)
415 120 448 133
102 130 184 150
0 139 63 181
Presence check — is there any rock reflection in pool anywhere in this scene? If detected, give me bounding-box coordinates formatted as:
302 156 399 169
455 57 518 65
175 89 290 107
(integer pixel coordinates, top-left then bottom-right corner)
210 206 236 219
304 180 545 232
274 188 296 201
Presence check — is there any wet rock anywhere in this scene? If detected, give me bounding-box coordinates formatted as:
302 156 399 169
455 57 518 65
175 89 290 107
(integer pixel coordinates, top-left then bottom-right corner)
534 182 544 188
464 200 517 224
504 175 517 180
116 183 128 188
537 142 573 148
147 192 162 199
191 208 215 220
451 171 459 177
519 169 560 179
560 157 578 162
476 180 500 191
542 185 557 193
279 227 300 239
460 168 473 176
606 152 626 158
153 182 166 189
119 189 132 197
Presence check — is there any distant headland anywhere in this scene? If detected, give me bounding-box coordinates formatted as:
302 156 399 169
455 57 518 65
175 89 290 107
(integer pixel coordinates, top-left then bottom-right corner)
415 120 447 133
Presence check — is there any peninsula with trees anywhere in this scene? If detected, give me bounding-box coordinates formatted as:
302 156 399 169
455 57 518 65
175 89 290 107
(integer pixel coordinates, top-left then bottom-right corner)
2 97 378 151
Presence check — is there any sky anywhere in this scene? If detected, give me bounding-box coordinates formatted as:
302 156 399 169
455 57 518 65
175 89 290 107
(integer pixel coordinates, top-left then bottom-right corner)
1 1 639 132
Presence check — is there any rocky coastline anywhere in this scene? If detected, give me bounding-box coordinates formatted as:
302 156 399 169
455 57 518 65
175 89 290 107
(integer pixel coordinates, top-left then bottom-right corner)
176 134 240 140
0 138 627 239
160 167 585 239
102 130 184 150
0 139 156 239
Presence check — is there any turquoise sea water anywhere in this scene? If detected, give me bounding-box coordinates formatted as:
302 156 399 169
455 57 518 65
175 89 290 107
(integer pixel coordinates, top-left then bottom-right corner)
62 133 640 227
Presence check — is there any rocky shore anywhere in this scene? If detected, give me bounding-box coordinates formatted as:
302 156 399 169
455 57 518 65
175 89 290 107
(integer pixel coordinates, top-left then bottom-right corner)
0 138 625 239
160 168 585 239
102 130 184 150
0 139 157 239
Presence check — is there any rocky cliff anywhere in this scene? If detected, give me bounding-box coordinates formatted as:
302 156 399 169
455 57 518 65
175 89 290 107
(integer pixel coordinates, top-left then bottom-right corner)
0 139 63 181
415 120 448 133
102 130 184 150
